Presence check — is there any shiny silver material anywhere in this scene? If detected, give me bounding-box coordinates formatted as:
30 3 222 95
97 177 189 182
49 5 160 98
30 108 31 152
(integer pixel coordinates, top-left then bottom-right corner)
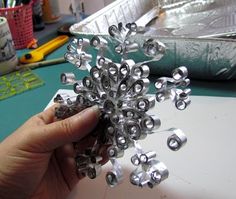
125 43 139 53
53 93 70 103
141 115 161 132
131 154 141 166
132 64 150 78
97 56 112 68
66 96 77 105
175 96 191 110
155 66 191 110
149 0 236 39
130 170 145 186
125 120 142 140
60 73 76 85
136 96 155 112
143 38 166 61
167 128 187 151
172 66 188 81
56 22 190 188
147 161 169 188
106 171 123 187
70 0 236 80
107 146 124 159
65 38 92 70
90 36 108 49
73 81 84 93
140 151 156 163
87 164 101 179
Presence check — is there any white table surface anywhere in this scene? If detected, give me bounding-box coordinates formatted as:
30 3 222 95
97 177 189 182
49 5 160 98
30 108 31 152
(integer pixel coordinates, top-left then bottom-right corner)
49 90 236 199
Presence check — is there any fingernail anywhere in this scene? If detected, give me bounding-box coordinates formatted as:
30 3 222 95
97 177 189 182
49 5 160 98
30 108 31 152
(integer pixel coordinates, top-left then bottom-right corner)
90 105 100 118
78 105 100 119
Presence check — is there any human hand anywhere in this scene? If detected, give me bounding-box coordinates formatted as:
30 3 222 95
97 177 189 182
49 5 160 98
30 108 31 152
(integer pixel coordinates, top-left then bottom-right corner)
0 105 101 199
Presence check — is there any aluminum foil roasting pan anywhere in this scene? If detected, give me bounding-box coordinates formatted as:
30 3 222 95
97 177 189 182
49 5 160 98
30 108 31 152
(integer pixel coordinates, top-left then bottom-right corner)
69 0 236 80
147 0 236 38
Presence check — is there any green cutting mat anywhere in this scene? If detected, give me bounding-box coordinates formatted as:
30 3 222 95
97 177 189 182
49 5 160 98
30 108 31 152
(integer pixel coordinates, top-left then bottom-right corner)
0 69 44 100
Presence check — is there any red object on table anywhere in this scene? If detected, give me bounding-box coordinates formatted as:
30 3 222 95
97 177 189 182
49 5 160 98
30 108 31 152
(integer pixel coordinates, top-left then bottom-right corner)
0 3 34 49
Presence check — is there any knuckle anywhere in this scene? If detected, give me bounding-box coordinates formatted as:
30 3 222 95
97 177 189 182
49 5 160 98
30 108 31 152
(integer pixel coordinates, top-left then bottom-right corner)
60 120 74 138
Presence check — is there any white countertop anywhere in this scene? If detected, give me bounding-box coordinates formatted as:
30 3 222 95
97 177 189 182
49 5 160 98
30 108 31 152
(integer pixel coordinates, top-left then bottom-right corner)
50 90 236 199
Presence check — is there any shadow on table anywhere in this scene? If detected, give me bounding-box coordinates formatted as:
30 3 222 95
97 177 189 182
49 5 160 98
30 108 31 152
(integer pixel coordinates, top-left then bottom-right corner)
67 167 206 199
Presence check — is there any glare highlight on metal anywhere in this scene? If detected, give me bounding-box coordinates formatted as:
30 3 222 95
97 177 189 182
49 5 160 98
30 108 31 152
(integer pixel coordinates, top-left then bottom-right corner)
55 22 191 188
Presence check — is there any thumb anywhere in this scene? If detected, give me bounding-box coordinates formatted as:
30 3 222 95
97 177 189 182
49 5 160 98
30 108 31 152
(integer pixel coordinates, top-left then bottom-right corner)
31 106 100 152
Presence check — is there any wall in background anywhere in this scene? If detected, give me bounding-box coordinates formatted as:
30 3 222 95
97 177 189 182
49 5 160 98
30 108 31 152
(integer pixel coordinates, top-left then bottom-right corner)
57 0 70 14
57 0 114 15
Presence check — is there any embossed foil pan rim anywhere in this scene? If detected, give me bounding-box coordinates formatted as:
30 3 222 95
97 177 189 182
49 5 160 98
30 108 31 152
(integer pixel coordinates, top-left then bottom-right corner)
69 0 236 80
148 0 236 39
70 0 236 38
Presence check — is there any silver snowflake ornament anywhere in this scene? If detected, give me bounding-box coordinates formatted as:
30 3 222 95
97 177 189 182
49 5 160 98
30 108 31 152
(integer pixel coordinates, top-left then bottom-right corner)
54 23 191 188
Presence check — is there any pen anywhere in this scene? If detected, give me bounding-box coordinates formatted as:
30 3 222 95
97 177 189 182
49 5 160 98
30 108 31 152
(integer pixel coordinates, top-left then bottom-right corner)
11 0 16 7
7 0 16 7
6 0 11 7
16 57 66 70
21 0 31 5
3 0 7 8
15 0 21 6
